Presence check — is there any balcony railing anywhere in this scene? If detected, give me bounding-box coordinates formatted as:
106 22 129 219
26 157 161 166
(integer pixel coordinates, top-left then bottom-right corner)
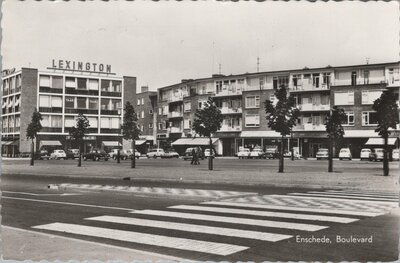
66 88 99 96
100 109 119 115
215 87 243 97
39 87 63 94
293 124 326 131
41 127 62 133
218 125 242 132
101 91 122 97
65 108 99 115
387 77 400 87
168 111 183 118
169 127 183 133
298 104 330 111
220 107 242 115
333 77 386 86
100 128 121 134
39 107 62 113
291 82 330 92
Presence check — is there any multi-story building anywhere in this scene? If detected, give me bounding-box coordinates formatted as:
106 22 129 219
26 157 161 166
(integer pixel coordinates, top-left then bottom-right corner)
1 61 136 157
152 61 399 157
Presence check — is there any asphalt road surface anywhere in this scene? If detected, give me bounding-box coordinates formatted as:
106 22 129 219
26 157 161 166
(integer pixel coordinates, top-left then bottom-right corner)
2 169 399 261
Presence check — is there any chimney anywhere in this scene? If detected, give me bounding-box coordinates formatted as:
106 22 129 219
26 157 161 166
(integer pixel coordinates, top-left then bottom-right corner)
141 86 149 93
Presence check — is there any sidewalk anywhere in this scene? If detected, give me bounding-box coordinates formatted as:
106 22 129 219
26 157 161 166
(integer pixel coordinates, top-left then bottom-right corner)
2 159 399 191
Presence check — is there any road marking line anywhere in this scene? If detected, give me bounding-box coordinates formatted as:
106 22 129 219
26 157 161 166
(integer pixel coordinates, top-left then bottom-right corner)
202 201 385 217
169 205 358 223
87 215 292 242
2 196 134 211
286 193 399 203
324 190 399 197
32 222 248 256
2 191 81 196
3 226 184 261
305 191 399 199
130 210 328 231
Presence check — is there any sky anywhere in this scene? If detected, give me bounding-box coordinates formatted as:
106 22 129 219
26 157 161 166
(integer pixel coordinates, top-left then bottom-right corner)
1 1 399 91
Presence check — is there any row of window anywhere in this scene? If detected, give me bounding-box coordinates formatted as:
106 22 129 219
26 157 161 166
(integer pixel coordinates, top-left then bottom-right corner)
334 90 386 106
39 75 122 92
41 115 120 130
38 95 121 111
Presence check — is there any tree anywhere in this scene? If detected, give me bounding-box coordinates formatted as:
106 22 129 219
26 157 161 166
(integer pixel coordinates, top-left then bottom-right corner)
26 109 43 166
325 106 347 172
264 85 300 173
192 97 223 170
69 113 90 167
372 89 399 176
121 101 140 168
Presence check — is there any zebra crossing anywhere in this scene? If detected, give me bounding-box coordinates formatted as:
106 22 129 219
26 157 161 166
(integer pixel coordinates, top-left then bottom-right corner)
32 189 399 258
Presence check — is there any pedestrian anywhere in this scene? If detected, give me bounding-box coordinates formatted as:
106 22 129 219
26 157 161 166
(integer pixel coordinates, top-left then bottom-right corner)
195 146 201 165
191 148 196 165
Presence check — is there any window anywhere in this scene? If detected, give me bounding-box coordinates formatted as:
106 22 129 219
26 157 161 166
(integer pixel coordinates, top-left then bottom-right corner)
101 117 120 129
51 96 62 107
343 111 355 126
158 123 163 130
137 99 140 106
269 94 276 105
149 109 153 114
245 114 260 127
259 78 265 89
140 125 144 132
88 117 98 128
158 107 162 115
363 70 370 84
163 105 168 115
312 73 320 88
89 98 98 109
41 115 50 127
362 112 378 126
88 79 99 90
273 76 289 89
77 78 87 90
361 90 383 105
351 71 357 85
65 97 74 108
184 119 191 129
322 73 331 85
77 97 86 108
334 91 354 105
292 74 301 87
51 115 62 128
141 111 144 119
245 96 260 108
39 75 50 87
111 80 122 92
52 76 63 89
149 123 153 129
65 77 76 88
141 98 144 105
111 99 121 110
39 95 50 107
64 116 75 127
101 99 109 110
198 101 205 109
184 101 191 112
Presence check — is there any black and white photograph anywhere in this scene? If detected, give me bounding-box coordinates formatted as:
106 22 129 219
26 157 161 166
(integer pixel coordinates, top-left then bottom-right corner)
1 1 399 261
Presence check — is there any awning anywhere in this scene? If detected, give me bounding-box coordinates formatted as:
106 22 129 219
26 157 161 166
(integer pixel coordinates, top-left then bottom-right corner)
344 130 380 138
139 135 154 141
240 131 282 138
2 140 18 146
171 138 219 146
40 140 62 147
102 141 121 147
365 138 398 146
135 140 146 145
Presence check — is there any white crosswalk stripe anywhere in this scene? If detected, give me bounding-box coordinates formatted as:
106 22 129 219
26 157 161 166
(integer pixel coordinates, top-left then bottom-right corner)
169 205 359 223
307 191 399 199
87 215 293 242
287 193 398 202
33 222 248 256
130 209 328 231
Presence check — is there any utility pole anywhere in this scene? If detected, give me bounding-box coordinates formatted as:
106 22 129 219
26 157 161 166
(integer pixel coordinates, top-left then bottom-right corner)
219 63 221 75
257 57 260 73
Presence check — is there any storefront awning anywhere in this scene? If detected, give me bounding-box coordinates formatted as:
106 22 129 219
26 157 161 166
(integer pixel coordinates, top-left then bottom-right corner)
139 136 154 141
171 138 219 146
344 130 379 138
135 140 146 145
40 140 62 147
365 138 398 146
102 141 121 147
2 140 18 146
240 131 282 138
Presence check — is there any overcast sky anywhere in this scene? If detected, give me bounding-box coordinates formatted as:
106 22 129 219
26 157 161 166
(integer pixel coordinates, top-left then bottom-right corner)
2 1 399 91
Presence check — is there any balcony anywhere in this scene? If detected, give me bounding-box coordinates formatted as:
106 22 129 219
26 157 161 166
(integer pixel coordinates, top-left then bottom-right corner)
39 87 63 94
333 77 386 86
293 124 326 131
41 127 62 133
100 109 119 115
220 107 242 115
214 87 243 97
39 107 63 113
101 91 122 97
218 125 242 132
100 128 121 134
169 127 183 133
66 108 99 115
298 104 330 112
170 95 184 102
168 111 183 118
291 82 330 92
387 77 400 87
66 88 99 96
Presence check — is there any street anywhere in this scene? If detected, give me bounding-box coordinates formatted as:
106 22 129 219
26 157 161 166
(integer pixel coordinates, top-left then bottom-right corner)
1 158 399 261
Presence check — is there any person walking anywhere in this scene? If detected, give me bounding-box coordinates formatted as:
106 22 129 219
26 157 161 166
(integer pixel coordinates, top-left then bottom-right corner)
195 146 201 165
190 148 196 165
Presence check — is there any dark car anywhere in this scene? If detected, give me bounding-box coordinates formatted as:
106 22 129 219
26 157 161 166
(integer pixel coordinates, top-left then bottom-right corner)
34 149 50 160
83 149 109 161
66 149 76 159
265 146 279 159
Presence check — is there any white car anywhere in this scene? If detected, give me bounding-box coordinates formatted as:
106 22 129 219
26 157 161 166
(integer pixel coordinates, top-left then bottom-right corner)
339 148 352 160
316 148 329 160
237 148 250 159
392 149 399 161
204 149 216 158
50 149 67 160
360 148 371 161
127 149 141 159
146 148 165 158
250 148 264 159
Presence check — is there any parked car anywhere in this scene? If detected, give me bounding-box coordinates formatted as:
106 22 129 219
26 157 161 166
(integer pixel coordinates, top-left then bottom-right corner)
108 149 128 160
316 148 329 160
265 146 279 159
35 149 50 160
83 149 109 161
249 148 265 159
65 150 75 160
50 149 67 160
360 148 371 161
339 148 352 160
161 150 180 158
126 149 141 159
146 148 165 158
392 149 399 161
183 147 205 161
237 148 251 159
204 148 216 158
369 148 384 161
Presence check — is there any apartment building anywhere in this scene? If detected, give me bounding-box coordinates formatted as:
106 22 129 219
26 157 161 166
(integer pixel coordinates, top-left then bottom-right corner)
153 61 400 157
1 63 136 157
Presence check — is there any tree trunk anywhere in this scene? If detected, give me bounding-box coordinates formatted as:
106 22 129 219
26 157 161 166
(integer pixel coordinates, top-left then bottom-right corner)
117 149 120 163
208 137 213 171
78 139 82 167
131 140 136 168
30 139 34 166
279 136 284 173
291 135 294 161
328 136 333 172
383 135 389 176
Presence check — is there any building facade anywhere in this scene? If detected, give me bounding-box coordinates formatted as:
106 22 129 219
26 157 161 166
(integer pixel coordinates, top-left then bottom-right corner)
149 61 400 157
1 65 136 156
